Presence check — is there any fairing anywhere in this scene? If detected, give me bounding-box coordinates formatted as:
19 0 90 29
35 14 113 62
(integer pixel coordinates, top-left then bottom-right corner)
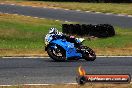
51 39 82 59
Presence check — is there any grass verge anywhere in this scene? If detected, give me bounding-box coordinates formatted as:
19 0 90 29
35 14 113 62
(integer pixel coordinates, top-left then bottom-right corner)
0 13 132 56
0 1 132 15
0 84 132 88
0 13 66 56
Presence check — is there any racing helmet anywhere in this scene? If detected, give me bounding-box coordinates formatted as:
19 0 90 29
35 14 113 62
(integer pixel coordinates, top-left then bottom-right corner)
49 28 58 34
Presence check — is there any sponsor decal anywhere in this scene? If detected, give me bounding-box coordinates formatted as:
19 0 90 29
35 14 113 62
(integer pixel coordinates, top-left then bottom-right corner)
76 66 131 85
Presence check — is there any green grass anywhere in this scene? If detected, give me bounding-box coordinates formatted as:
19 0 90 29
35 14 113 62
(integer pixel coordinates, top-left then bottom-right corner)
0 14 132 56
0 14 64 49
0 1 132 15
84 27 132 49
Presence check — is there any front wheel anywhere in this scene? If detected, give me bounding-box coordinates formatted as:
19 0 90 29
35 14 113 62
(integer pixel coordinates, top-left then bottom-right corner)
47 44 66 62
82 47 96 61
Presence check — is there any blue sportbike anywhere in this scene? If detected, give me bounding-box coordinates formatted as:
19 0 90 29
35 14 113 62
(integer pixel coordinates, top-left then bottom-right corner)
45 34 96 61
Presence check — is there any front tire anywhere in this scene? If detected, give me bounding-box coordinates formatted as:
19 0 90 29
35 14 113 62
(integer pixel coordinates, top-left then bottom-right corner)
47 44 66 62
82 47 96 61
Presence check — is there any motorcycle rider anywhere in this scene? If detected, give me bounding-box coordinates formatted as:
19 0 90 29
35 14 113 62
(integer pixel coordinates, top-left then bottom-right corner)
45 27 81 47
45 28 61 45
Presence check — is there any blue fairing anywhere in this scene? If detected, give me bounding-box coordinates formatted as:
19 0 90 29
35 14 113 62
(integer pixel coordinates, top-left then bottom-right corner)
51 39 82 59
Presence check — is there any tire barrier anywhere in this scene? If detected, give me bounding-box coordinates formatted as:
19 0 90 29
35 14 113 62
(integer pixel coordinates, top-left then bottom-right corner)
62 24 115 38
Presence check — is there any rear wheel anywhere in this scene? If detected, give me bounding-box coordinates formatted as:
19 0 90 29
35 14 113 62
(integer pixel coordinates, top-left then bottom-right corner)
47 44 66 62
82 47 96 61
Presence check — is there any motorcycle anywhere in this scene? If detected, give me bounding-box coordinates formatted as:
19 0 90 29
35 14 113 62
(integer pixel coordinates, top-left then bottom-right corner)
45 34 96 61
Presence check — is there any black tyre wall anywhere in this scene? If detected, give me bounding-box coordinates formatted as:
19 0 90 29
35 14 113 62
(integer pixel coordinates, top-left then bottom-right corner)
62 24 115 38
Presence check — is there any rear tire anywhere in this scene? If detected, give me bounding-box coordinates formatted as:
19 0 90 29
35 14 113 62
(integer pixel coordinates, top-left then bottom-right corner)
47 44 66 62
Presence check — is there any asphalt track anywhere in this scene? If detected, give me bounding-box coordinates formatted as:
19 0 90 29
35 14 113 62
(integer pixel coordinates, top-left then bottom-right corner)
0 4 132 28
0 57 132 85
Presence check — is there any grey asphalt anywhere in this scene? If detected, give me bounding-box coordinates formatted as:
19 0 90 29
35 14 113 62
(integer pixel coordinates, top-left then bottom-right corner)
0 4 132 28
0 57 132 85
